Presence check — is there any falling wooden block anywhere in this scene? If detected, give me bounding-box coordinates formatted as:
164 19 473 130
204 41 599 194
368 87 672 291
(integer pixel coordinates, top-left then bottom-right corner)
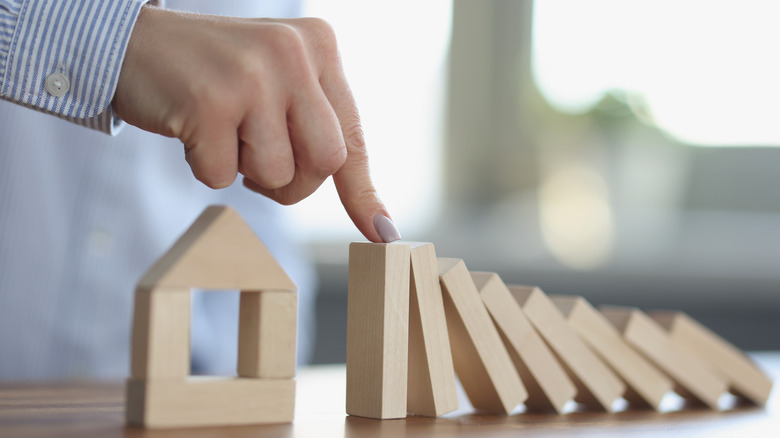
126 206 298 428
508 286 625 411
600 307 728 410
650 311 773 406
551 296 673 410
126 377 295 428
238 290 297 378
438 259 527 414
346 242 410 419
407 243 458 417
474 273 576 413
131 288 191 379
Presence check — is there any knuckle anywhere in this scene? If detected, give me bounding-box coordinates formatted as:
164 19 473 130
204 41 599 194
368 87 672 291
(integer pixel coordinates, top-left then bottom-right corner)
342 119 367 153
318 142 348 175
302 17 337 44
268 23 307 65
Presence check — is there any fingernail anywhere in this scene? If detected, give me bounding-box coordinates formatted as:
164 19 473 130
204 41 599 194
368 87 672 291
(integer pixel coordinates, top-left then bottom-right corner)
373 214 401 243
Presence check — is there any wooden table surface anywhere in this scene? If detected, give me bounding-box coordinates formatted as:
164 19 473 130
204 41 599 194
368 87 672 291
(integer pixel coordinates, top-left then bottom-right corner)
2 353 778 437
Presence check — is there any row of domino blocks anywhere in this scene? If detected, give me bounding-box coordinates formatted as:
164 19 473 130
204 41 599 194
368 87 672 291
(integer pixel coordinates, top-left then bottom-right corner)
346 241 774 419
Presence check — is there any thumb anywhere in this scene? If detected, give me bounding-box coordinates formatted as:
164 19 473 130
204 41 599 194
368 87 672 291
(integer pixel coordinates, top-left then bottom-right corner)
332 138 400 243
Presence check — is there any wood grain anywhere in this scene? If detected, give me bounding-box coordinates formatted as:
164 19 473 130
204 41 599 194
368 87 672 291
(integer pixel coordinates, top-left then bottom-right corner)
407 242 458 417
509 286 625 411
601 307 728 410
346 242 411 419
650 311 773 406
438 259 527 414
551 296 672 410
130 287 190 379
126 377 295 428
474 272 576 413
238 290 297 378
137 206 296 291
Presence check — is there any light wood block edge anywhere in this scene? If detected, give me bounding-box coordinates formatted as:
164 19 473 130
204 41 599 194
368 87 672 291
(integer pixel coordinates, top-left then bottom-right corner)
509 285 625 412
346 242 410 419
551 295 673 411
475 273 576 414
438 259 527 415
238 290 297 379
126 377 295 428
407 242 458 417
651 311 774 406
601 306 728 410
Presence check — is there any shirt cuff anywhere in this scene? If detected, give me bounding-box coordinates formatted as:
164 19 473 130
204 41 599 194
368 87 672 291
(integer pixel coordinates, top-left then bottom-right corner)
0 0 157 134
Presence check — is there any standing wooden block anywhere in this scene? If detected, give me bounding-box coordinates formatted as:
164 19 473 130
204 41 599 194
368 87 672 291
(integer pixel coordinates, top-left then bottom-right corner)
346 242 411 419
509 286 625 411
474 273 576 413
407 243 458 417
131 287 191 379
238 290 297 378
600 307 728 410
650 311 773 406
126 377 295 428
438 259 527 414
551 296 673 410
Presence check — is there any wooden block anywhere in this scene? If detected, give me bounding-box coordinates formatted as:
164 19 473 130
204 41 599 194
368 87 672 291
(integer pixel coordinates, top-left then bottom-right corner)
126 377 295 428
238 290 297 379
600 307 728 410
138 206 296 291
551 296 673 410
346 242 410 419
407 243 458 417
438 259 527 414
130 287 190 379
474 272 576 413
509 286 625 411
650 311 773 406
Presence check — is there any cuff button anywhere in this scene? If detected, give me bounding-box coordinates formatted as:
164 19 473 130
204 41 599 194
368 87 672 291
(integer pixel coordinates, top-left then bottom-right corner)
45 72 70 97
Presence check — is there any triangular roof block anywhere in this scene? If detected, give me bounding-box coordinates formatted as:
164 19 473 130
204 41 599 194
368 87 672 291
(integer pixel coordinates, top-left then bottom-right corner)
138 206 296 291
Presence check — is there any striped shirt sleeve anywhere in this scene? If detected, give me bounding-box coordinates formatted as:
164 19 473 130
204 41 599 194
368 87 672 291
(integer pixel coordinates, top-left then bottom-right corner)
0 0 154 134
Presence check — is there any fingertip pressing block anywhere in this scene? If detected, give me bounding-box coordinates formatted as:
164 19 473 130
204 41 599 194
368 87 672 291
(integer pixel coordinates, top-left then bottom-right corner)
407 243 459 417
508 286 625 411
474 273 576 413
551 296 673 410
650 311 773 406
600 307 728 410
346 242 410 419
438 259 527 414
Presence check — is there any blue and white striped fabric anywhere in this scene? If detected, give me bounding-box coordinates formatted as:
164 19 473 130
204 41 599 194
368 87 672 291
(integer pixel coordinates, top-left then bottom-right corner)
0 0 313 380
0 0 149 134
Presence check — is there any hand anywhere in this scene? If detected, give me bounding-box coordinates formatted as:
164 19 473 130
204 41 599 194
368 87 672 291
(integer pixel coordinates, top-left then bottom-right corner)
113 6 400 243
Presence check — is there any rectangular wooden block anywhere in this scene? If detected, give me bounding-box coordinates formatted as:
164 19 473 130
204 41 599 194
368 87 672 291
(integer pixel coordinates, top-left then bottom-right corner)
438 258 527 414
346 242 410 419
601 307 728 410
650 311 773 406
407 243 458 417
238 290 297 379
474 273 576 413
509 286 625 411
551 296 673 410
126 377 295 428
130 288 190 379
